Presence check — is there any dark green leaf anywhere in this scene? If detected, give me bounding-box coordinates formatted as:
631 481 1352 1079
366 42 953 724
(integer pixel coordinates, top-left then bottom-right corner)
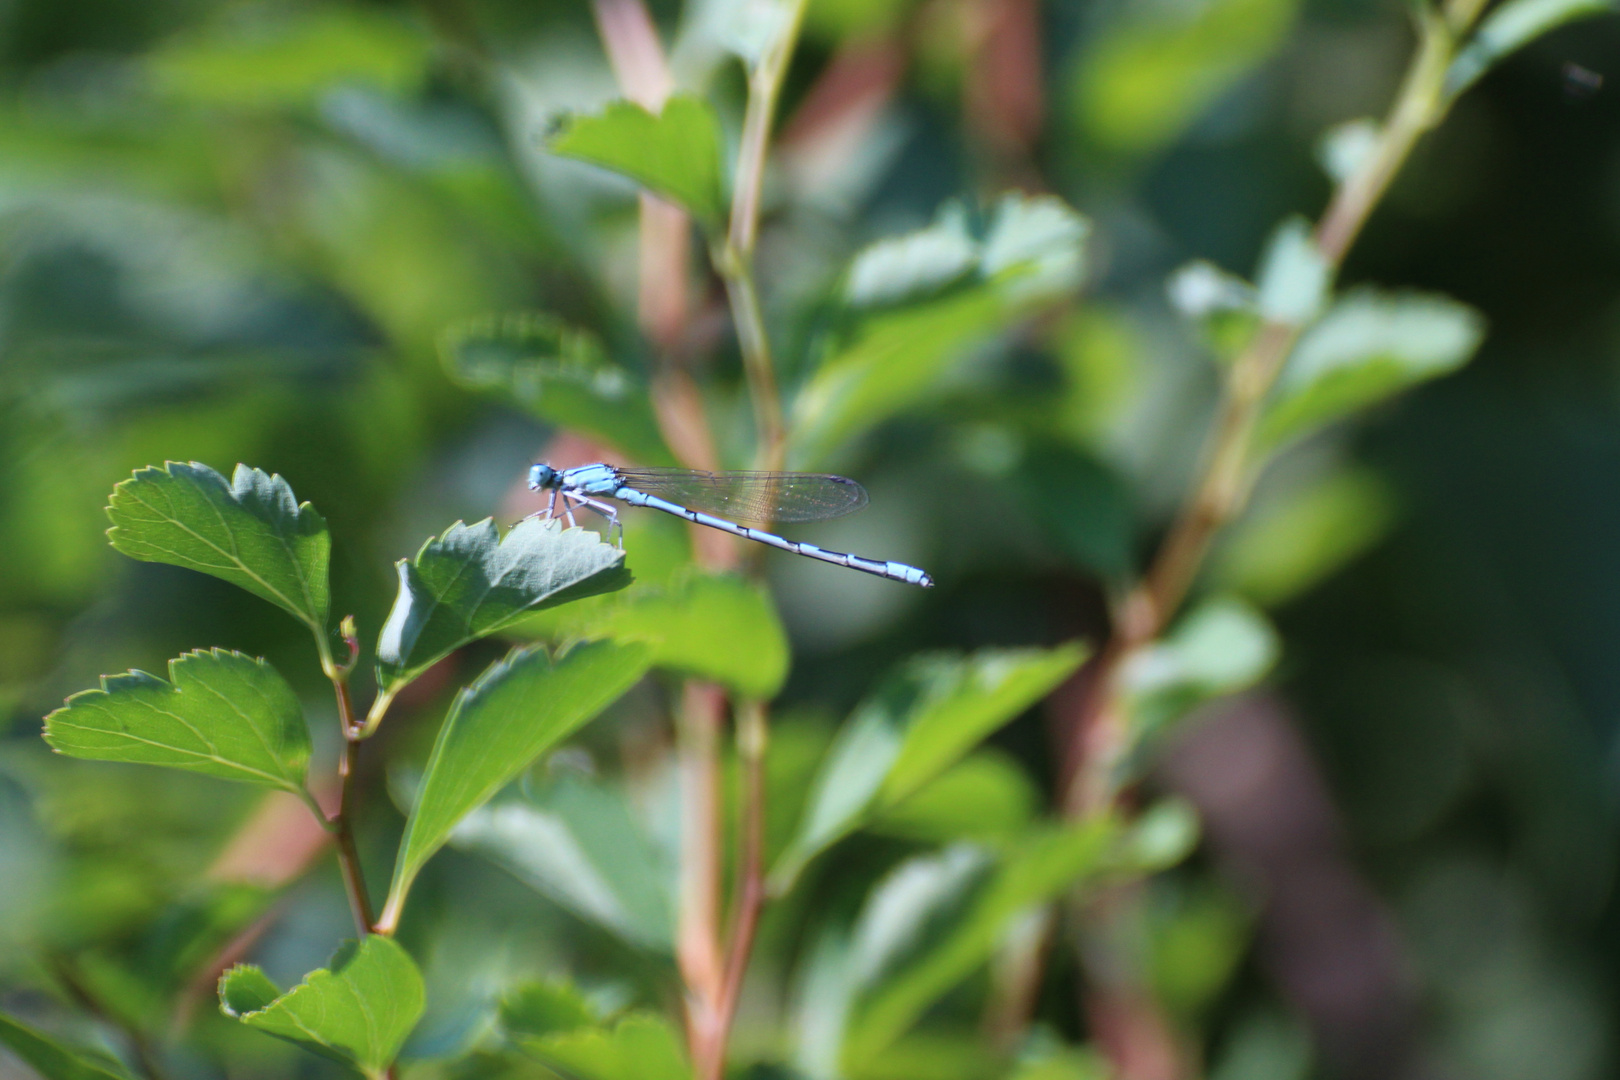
1447 0 1617 97
219 936 425 1078
513 1013 689 1080
450 773 674 951
499 980 600 1041
0 1012 134 1080
549 96 726 227
375 517 630 696
106 462 329 633
868 750 1039 845
770 644 1086 892
441 313 672 465
43 649 312 800
1012 443 1133 580
1257 288 1484 449
380 641 653 930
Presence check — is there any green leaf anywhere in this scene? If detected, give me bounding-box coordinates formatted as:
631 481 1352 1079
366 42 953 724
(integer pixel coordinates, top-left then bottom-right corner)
150 8 430 109
549 96 726 228
1011 443 1133 580
544 573 790 699
845 821 1117 1064
770 644 1086 892
1255 217 1330 325
0 1012 134 1080
499 980 600 1041
375 517 631 696
1447 0 1617 97
868 750 1039 845
1070 0 1301 155
219 936 425 1079
1257 288 1485 449
441 313 672 465
106 462 329 633
1216 467 1397 605
450 773 674 951
1009 1048 1109 1080
513 1013 690 1080
1120 597 1278 736
794 195 1088 466
381 640 653 930
43 649 312 798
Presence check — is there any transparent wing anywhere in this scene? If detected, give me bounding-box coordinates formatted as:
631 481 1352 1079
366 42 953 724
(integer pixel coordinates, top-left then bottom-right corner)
611 468 869 525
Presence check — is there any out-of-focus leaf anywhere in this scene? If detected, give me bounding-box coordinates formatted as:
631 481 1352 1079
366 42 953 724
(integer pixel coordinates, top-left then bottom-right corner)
513 1013 690 1080
1118 798 1202 872
549 96 726 227
442 313 671 465
1012 443 1134 579
1257 289 1485 449
521 572 788 699
1216 468 1397 605
381 641 652 930
0 1012 134 1080
106 462 329 634
1166 261 1260 363
848 846 995 993
1055 307 1144 447
1071 0 1300 155
150 8 431 109
1315 118 1380 183
499 980 600 1041
44 650 311 800
450 774 673 951
1148 883 1250 1020
1446 0 1617 97
845 821 1117 1064
770 644 1087 893
1120 597 1278 734
795 195 1088 466
219 936 424 1078
868 751 1039 844
1008 1048 1109 1080
375 518 630 696
1255 217 1330 325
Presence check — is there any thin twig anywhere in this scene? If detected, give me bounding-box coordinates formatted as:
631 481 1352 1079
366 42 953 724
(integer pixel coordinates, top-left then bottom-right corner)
677 681 729 1080
713 699 770 1058
320 618 376 936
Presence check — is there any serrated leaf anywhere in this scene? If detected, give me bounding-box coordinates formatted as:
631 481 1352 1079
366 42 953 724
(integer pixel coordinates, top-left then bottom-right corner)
1446 0 1616 97
451 773 674 951
846 205 980 308
375 517 630 695
44 649 311 798
533 573 788 699
513 1013 689 1080
1258 288 1484 449
380 641 653 931
769 644 1086 892
549 96 726 227
0 1012 135 1080
219 936 424 1078
107 462 329 633
1071 0 1301 155
845 821 1117 1064
441 313 672 465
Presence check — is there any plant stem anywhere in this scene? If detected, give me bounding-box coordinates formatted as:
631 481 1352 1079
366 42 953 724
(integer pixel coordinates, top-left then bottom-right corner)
713 699 770 1060
319 620 377 937
677 681 729 1080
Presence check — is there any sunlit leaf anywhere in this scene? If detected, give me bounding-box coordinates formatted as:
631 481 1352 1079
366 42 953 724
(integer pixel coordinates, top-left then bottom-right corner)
450 773 674 951
1257 288 1485 449
512 1013 690 1080
1216 467 1397 605
845 206 979 308
1255 217 1330 325
1120 596 1278 735
0 1012 134 1080
107 462 329 633
1071 0 1301 155
219 936 424 1078
1446 0 1617 97
441 313 672 465
44 649 312 800
381 641 653 930
549 96 726 227
1118 797 1201 872
770 644 1086 892
375 517 630 695
150 7 431 109
845 821 1117 1064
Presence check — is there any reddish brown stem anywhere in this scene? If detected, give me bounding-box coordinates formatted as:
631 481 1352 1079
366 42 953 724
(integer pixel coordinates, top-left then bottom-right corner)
713 701 770 1058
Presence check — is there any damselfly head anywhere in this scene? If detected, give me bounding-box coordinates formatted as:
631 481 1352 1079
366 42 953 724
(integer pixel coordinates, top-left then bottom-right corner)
528 463 558 490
